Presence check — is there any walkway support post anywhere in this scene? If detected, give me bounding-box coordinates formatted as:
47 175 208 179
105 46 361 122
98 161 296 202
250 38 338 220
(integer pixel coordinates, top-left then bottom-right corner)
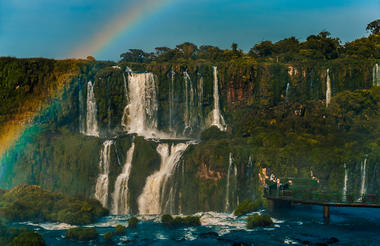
323 205 330 222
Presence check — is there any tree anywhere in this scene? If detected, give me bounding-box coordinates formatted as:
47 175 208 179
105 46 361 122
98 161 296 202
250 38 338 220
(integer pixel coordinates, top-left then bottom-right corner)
232 43 238 52
249 41 275 57
366 19 380 35
176 42 198 59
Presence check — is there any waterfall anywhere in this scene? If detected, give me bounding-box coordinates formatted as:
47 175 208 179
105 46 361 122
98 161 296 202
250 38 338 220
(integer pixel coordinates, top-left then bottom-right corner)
326 69 331 108
343 163 348 202
85 81 99 137
78 78 85 134
112 141 135 215
183 71 194 134
95 140 113 208
225 152 233 212
285 82 290 101
359 156 367 200
169 70 175 133
121 72 129 130
209 66 226 131
373 64 380 87
125 72 169 139
138 142 190 214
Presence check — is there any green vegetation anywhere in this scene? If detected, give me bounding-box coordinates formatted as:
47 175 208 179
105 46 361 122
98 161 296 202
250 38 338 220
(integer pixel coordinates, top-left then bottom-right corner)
128 217 138 229
103 231 113 241
8 231 45 246
115 224 126 234
161 214 201 228
0 224 38 246
65 227 98 241
0 185 107 225
234 199 263 216
246 214 273 229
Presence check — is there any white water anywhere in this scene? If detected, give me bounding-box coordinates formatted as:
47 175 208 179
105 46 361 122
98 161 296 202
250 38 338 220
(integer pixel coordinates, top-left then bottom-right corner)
112 141 135 215
373 64 380 87
326 69 331 108
85 81 99 137
225 152 233 212
138 142 190 214
95 140 113 208
125 73 169 139
183 71 194 134
169 70 175 133
121 72 129 130
343 163 348 202
285 82 290 101
78 79 85 134
209 66 227 131
359 157 367 200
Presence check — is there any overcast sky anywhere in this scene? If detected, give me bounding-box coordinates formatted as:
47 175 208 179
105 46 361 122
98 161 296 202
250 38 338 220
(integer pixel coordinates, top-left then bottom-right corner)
0 0 379 61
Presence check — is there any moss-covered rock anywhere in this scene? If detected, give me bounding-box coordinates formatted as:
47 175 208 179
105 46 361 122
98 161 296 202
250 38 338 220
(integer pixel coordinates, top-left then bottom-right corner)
246 214 273 229
8 231 45 246
65 227 98 241
234 199 263 216
128 217 138 229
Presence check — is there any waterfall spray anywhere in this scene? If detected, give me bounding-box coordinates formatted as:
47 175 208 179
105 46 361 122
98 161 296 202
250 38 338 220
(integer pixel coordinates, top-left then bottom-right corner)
85 81 99 137
225 152 233 212
95 140 113 208
326 69 331 108
209 66 226 131
138 142 190 214
112 141 135 215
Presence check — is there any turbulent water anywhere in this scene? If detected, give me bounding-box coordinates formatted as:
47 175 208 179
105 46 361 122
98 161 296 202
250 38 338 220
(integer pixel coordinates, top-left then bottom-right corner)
138 143 190 214
326 69 331 107
85 81 99 137
15 206 380 246
112 141 135 215
209 66 226 131
95 140 113 208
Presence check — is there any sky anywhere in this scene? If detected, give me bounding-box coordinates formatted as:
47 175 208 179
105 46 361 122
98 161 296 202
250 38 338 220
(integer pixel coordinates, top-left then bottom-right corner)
0 0 379 61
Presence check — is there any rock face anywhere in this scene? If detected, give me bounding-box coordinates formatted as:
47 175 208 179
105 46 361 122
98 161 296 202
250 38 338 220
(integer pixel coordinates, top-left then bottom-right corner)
1 57 380 214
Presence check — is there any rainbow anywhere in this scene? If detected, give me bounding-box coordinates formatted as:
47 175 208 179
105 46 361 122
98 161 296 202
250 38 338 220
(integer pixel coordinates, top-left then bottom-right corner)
71 0 174 58
0 0 175 183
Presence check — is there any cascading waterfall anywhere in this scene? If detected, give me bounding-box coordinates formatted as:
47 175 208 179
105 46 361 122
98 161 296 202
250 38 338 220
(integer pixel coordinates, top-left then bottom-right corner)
209 66 227 131
359 156 368 200
326 69 331 108
373 64 380 87
225 152 233 212
169 70 175 133
138 142 190 214
85 81 99 137
78 78 85 134
285 82 290 101
125 72 168 138
183 71 194 134
343 163 348 202
121 72 129 130
95 140 113 208
112 141 135 215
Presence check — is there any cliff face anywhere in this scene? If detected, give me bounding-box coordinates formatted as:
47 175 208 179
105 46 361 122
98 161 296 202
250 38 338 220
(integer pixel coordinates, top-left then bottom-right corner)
1 57 379 213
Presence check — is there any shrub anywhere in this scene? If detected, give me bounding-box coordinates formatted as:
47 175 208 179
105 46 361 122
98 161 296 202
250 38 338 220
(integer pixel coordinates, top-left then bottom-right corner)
104 231 113 241
128 217 138 229
161 214 174 225
246 214 273 229
9 231 46 246
115 224 126 234
234 199 262 216
161 214 201 228
200 126 228 141
65 227 98 241
0 185 108 225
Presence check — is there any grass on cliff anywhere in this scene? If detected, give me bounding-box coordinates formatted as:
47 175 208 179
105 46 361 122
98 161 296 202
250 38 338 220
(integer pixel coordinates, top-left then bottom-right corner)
0 185 108 225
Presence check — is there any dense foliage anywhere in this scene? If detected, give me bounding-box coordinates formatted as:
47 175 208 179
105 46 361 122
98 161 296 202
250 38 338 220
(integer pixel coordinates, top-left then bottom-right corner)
161 214 201 228
8 231 45 246
234 199 263 216
65 227 98 241
0 185 107 225
246 214 273 229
